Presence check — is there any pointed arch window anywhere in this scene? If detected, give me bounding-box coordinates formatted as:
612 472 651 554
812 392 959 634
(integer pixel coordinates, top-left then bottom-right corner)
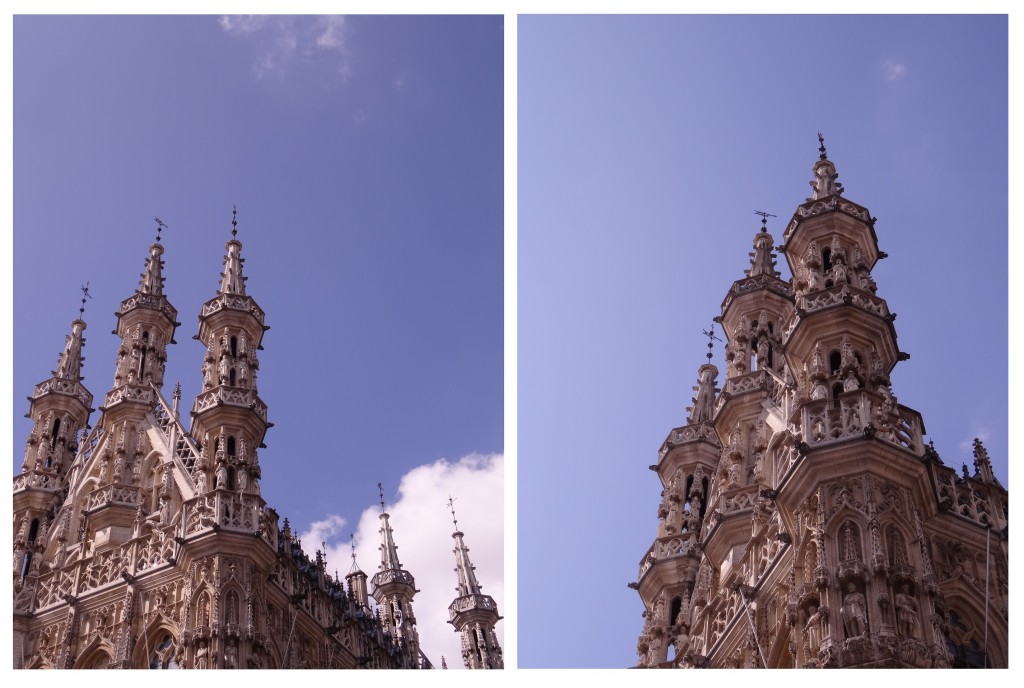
51 418 61 450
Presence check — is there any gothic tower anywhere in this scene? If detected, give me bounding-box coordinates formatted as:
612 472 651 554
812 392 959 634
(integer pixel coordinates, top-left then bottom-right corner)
370 486 423 667
13 217 424 670
632 137 1009 669
446 498 503 669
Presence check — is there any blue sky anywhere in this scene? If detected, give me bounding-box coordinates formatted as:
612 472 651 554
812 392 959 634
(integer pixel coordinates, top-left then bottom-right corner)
9 14 503 668
519 14 1008 668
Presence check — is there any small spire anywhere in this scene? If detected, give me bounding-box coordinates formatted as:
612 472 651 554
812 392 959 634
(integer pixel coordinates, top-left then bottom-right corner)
745 219 781 278
349 533 362 574
218 207 247 296
817 132 828 160
450 499 484 597
377 482 404 571
138 240 167 296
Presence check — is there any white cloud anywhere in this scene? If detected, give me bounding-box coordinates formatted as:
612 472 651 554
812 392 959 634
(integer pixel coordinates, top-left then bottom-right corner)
301 453 504 670
218 15 269 35
884 59 907 81
960 427 990 453
314 16 347 50
218 15 350 81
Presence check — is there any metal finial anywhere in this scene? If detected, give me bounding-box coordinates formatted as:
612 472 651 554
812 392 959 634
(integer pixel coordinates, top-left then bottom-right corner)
447 495 459 530
173 382 181 400
817 132 828 160
378 482 385 512
79 281 92 318
753 210 776 232
350 534 357 564
154 216 168 243
702 324 722 363
231 205 238 238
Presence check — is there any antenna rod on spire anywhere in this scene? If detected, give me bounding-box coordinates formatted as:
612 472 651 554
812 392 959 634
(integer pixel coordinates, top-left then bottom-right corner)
79 282 92 318
447 495 459 530
154 216 168 243
702 324 722 363
753 210 776 232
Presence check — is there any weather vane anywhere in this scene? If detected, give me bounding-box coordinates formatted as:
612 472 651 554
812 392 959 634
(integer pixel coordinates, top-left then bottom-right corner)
79 281 92 318
447 495 459 530
702 324 722 363
231 205 238 238
154 216 168 243
753 210 776 232
817 132 828 160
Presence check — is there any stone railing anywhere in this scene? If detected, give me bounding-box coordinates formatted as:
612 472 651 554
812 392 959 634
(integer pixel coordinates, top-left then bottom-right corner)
636 534 694 581
720 274 792 314
719 485 759 516
103 383 156 408
448 593 498 618
192 387 268 422
371 569 416 588
84 483 143 512
182 491 277 549
13 470 63 493
119 291 178 322
200 292 266 325
32 377 93 407
800 391 922 455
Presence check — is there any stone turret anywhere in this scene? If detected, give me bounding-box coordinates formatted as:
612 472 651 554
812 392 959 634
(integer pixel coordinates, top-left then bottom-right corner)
446 497 503 669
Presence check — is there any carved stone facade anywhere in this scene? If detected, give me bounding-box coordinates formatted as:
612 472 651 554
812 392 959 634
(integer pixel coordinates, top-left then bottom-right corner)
631 139 1008 669
12 217 497 669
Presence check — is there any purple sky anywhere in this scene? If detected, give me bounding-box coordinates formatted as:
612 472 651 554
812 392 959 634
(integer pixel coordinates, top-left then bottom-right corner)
10 14 503 668
519 14 1008 668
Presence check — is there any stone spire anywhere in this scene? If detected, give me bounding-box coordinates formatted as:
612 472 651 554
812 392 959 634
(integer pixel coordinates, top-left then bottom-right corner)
450 505 483 598
218 206 247 296
687 363 719 425
746 214 781 278
54 284 92 382
370 483 421 667
972 438 999 486
377 486 404 572
807 132 844 201
138 243 167 296
446 496 503 669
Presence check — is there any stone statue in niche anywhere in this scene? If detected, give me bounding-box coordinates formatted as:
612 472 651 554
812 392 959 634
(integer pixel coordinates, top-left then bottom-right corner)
843 370 859 392
805 605 825 654
216 463 227 490
841 583 867 638
895 584 919 639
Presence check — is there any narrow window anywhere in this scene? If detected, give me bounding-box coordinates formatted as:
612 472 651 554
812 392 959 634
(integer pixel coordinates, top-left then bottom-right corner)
829 351 841 375
28 519 39 544
229 368 236 386
822 247 832 273
831 383 843 403
230 336 238 358
51 418 61 449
